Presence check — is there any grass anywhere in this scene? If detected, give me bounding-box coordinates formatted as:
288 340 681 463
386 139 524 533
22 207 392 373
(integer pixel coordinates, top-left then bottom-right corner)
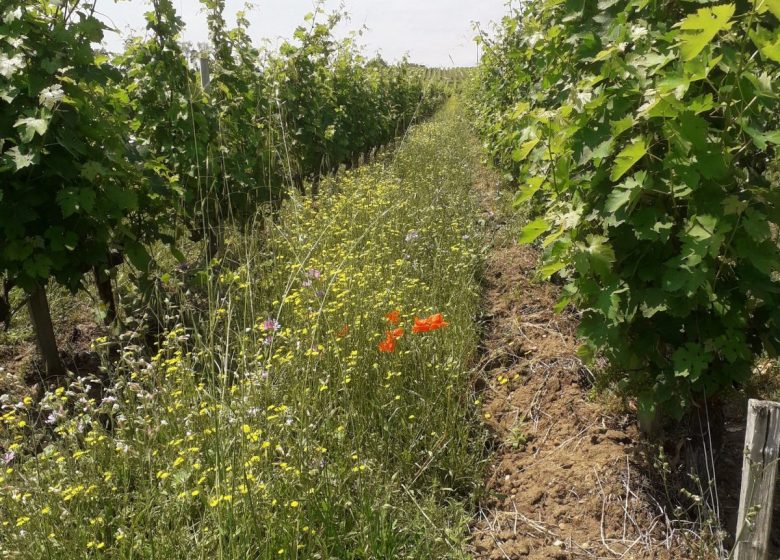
0 101 488 559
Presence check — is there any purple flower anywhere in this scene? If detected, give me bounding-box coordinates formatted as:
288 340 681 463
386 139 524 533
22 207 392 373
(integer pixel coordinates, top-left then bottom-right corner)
306 269 322 280
263 318 281 332
405 230 420 243
2 451 16 464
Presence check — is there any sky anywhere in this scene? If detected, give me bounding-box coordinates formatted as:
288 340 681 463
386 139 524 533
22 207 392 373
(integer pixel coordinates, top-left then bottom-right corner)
94 0 508 68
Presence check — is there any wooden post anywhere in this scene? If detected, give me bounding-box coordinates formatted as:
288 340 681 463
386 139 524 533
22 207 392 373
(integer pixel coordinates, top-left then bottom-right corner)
93 266 117 326
0 278 11 329
734 399 780 560
27 284 65 378
200 55 211 92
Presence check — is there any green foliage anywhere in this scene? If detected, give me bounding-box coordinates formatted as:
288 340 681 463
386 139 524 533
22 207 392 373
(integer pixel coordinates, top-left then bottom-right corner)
473 0 780 421
269 11 445 186
0 106 483 560
1 0 444 348
0 1 143 292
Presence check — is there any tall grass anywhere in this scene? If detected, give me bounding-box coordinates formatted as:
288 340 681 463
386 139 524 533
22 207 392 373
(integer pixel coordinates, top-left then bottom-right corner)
0 102 486 559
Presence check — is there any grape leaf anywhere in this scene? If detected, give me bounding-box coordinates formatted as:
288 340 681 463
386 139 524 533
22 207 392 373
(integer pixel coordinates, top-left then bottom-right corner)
584 235 616 279
678 5 735 61
673 343 710 381
7 146 35 171
514 176 545 206
540 260 566 279
14 117 49 143
742 209 771 242
754 0 780 19
57 188 96 217
518 218 550 244
749 27 780 63
512 138 540 162
610 137 648 182
610 116 635 138
605 172 645 214
639 289 669 318
81 161 109 182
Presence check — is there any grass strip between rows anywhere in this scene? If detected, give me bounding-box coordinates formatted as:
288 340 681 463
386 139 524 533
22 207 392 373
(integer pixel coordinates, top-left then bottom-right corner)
0 102 486 560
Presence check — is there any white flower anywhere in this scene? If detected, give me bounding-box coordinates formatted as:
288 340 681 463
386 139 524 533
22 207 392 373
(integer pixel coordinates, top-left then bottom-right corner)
38 84 64 109
0 53 25 79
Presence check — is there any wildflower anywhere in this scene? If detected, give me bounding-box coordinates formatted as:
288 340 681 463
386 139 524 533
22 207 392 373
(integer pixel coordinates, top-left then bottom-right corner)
385 310 401 325
45 410 63 425
378 328 404 353
378 333 396 354
405 230 420 243
412 313 449 334
262 318 281 332
305 269 322 279
337 324 350 338
2 451 15 465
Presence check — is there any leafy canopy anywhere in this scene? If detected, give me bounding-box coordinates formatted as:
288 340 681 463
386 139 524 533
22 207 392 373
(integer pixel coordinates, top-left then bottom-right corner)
473 0 780 422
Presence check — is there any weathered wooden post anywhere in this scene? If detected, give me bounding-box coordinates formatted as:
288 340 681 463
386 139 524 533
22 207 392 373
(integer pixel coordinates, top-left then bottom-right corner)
27 284 65 377
200 55 211 91
734 399 780 560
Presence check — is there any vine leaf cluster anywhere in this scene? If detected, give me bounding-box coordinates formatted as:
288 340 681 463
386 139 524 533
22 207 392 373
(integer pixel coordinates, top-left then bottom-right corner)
474 0 780 427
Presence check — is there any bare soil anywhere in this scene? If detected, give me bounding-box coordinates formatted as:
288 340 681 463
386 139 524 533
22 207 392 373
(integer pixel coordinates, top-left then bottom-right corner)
0 297 103 405
468 171 706 559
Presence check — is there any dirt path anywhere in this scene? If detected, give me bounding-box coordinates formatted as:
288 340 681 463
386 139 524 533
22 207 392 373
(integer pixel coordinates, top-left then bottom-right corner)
468 166 696 559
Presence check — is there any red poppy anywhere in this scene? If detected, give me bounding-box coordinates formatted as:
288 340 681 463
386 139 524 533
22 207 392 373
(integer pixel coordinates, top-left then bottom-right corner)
337 325 350 338
378 332 397 353
385 310 401 325
378 328 405 353
412 313 449 334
